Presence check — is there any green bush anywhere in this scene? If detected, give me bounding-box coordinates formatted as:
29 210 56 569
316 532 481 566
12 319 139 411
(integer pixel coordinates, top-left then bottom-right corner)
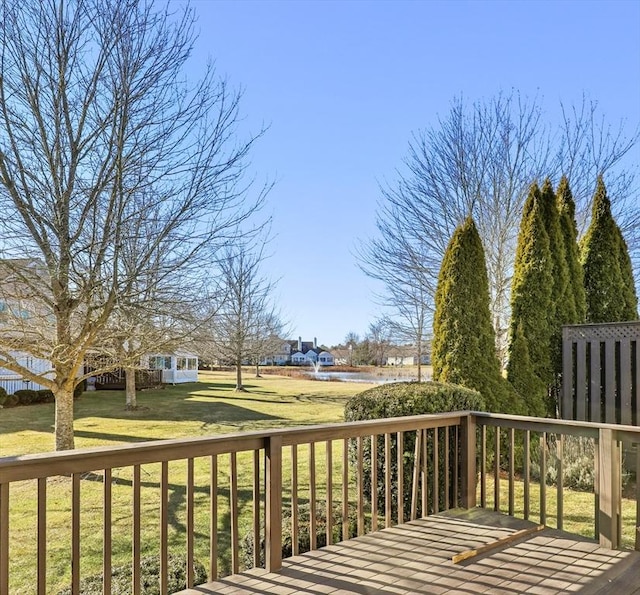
4 394 19 407
13 389 38 405
36 389 55 403
56 553 207 595
344 381 484 516
74 381 85 400
241 502 359 570
0 387 7 406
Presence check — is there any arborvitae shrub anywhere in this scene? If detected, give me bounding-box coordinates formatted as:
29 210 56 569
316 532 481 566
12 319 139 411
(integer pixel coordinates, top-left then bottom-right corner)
0 387 7 406
344 381 484 515
432 217 520 413
581 175 637 322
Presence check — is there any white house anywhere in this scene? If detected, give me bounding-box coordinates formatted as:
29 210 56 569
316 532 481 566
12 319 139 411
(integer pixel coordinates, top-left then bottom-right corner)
318 351 335 366
0 351 52 394
145 351 199 384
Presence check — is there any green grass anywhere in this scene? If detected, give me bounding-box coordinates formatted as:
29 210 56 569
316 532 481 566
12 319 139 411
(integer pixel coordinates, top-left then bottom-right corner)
1 370 377 594
0 370 375 457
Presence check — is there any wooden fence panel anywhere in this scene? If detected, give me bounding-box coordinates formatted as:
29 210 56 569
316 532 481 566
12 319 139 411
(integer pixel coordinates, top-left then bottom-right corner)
562 322 640 426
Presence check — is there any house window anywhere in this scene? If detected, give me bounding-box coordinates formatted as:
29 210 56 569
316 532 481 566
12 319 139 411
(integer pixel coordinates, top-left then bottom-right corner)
187 358 197 370
150 356 172 370
177 357 187 370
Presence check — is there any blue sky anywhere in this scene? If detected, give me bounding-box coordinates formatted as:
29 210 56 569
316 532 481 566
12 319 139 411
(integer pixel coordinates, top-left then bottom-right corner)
186 0 640 347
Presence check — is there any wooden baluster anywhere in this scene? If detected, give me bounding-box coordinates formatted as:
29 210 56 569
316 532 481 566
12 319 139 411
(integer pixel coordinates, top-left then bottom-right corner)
103 470 111 595
160 462 169 595
309 442 317 549
454 426 459 508
460 415 476 510
371 435 378 531
480 425 486 508
385 433 391 528
540 433 547 526
210 456 218 581
133 465 141 595
421 429 428 516
72 473 80 594
253 450 260 567
230 453 239 573
187 458 195 587
0 483 8 595
494 428 500 512
397 431 404 525
291 445 299 555
508 428 515 517
38 478 47 595
357 437 364 535
557 435 564 531
444 427 450 511
326 440 333 545
265 436 282 572
411 430 421 521
523 431 530 521
433 428 439 514
342 439 349 539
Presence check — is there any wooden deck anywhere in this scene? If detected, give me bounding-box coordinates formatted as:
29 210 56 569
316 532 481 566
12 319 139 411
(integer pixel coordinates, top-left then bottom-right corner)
176 508 640 595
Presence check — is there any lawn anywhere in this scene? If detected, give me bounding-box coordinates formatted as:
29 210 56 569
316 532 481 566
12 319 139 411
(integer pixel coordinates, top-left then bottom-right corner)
1 370 378 593
0 370 376 457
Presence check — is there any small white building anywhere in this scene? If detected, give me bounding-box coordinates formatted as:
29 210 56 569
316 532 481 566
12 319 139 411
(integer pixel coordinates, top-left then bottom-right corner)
145 351 199 384
0 351 52 394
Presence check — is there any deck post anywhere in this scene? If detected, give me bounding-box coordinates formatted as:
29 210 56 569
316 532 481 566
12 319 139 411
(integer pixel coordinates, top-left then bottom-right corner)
598 428 621 549
460 414 477 509
265 435 283 572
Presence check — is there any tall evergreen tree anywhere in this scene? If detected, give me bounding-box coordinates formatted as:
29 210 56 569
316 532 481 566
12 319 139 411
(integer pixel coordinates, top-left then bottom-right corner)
507 182 553 416
539 179 570 389
432 217 522 413
617 229 639 320
507 323 547 417
556 176 586 323
581 176 637 322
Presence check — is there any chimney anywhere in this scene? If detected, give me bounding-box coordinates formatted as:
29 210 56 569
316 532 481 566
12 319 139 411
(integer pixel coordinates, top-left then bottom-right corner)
298 336 302 352
313 337 317 350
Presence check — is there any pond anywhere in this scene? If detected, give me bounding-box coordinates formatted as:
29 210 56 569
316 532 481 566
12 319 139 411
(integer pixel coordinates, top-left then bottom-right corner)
305 371 423 384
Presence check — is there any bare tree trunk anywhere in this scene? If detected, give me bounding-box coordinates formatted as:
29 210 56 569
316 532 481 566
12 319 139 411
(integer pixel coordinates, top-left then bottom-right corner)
125 367 137 410
235 360 246 392
416 339 422 382
54 386 75 451
255 362 261 378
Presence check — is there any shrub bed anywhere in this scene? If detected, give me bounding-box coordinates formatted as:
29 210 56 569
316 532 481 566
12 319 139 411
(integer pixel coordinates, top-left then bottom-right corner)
56 553 207 595
344 381 484 516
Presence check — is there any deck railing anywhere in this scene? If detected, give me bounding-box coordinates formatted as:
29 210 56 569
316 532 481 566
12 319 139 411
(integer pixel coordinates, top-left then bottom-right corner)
0 412 638 594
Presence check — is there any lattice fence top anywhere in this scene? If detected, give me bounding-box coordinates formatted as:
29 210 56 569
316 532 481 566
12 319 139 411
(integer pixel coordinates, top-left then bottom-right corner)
563 321 640 342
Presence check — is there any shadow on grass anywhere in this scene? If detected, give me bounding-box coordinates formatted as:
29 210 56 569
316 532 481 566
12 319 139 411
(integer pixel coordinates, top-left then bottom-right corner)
81 471 260 575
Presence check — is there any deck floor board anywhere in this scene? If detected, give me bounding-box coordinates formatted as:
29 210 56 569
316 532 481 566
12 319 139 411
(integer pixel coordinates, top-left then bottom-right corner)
175 509 640 594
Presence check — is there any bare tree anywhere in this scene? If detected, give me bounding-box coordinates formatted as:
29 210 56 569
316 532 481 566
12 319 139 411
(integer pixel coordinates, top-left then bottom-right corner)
0 1 265 450
366 318 393 367
359 92 638 363
207 243 279 392
248 310 288 377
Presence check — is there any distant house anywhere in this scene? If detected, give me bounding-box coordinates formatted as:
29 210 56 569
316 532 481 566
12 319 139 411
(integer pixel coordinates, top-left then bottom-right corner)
262 337 334 366
0 352 52 394
144 351 199 384
384 344 431 366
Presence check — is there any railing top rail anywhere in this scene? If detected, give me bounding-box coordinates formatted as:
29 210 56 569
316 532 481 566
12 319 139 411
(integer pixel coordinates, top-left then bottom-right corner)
473 411 640 440
4 410 638 483
0 411 465 483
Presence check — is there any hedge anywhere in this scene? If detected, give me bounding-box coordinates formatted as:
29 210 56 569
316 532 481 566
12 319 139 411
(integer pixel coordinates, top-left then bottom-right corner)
344 381 484 516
